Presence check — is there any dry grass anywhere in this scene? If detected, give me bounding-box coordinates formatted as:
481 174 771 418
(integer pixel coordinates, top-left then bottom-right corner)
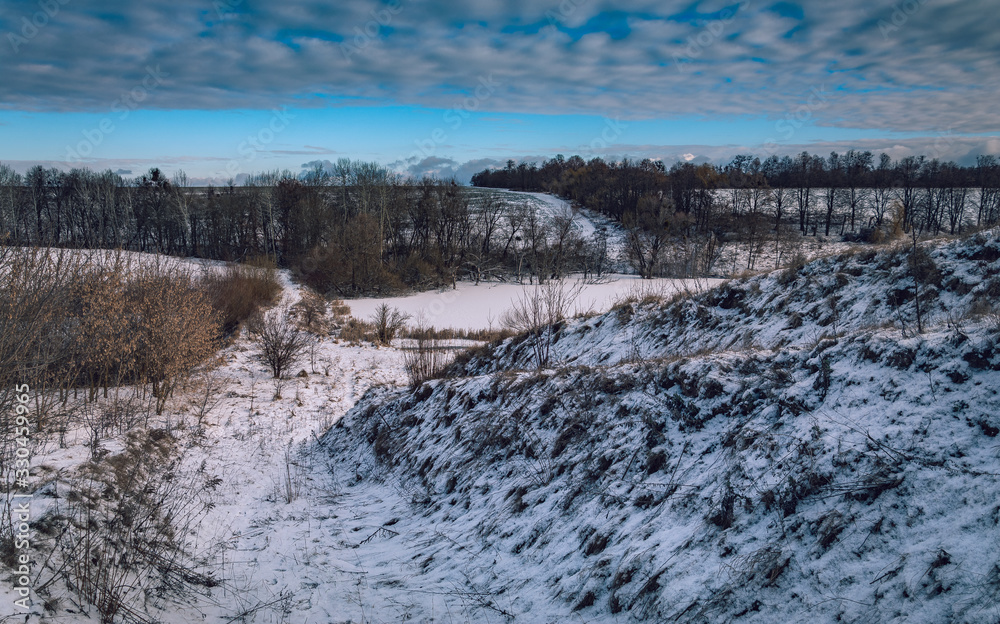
329 298 352 317
400 325 513 342
201 258 281 335
45 428 218 624
338 317 374 344
402 335 453 387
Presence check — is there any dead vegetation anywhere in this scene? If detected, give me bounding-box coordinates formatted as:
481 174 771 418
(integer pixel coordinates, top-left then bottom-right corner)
38 429 219 624
201 257 281 336
502 279 582 368
402 329 453 388
0 247 245 619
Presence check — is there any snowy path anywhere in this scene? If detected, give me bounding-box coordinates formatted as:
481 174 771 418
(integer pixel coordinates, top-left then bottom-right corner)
174 334 411 623
504 190 629 264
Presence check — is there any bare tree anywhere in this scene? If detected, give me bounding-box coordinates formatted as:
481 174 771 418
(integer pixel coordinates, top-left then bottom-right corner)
869 153 895 232
548 203 578 279
624 194 669 279
248 308 308 378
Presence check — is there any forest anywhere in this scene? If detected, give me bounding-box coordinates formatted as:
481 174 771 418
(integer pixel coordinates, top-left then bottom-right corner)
473 151 1000 277
2 151 999 293
0 160 609 293
472 152 1000 235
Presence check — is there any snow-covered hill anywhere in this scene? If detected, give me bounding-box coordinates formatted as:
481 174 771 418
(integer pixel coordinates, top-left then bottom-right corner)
453 231 1000 372
320 230 1000 622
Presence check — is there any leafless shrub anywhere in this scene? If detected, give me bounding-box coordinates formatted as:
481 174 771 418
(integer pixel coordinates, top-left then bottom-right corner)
371 303 410 345
0 248 97 556
192 369 229 428
402 326 455 387
502 279 582 368
47 253 221 413
0 247 218 472
248 308 308 378
79 388 157 458
0 248 89 415
292 291 330 372
126 263 220 414
292 290 329 335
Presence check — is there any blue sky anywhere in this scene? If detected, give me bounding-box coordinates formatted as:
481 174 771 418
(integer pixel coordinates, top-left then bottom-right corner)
1 0 998 183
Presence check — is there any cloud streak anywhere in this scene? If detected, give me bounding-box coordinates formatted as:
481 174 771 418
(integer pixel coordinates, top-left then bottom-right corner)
0 0 997 134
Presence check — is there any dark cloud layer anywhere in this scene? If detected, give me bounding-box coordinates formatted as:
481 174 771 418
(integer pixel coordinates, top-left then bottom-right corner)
1 0 998 133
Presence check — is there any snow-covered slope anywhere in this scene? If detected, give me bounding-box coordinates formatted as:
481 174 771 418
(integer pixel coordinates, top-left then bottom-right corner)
321 230 1000 622
453 231 1000 372
504 190 631 269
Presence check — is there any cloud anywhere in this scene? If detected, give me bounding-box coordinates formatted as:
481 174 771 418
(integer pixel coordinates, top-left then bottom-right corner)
0 0 996 134
389 156 505 183
301 159 337 171
272 146 337 155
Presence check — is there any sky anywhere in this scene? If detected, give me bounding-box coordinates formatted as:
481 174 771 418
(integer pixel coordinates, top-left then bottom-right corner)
0 0 998 184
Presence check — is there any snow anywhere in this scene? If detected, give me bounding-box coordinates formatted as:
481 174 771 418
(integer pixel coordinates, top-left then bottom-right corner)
6 230 1000 623
322 317 1000 622
514 191 598 238
320 228 1000 622
346 274 722 331
4 321 413 622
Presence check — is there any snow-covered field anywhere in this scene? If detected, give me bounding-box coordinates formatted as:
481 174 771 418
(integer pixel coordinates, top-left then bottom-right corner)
347 274 721 331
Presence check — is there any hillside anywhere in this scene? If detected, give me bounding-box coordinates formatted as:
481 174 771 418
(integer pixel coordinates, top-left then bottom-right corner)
320 231 1000 622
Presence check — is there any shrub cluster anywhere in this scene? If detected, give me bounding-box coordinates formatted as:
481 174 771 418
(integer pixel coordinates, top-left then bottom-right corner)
202 257 281 335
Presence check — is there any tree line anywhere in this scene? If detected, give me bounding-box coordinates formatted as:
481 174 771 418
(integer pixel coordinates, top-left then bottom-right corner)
5 150 998 291
0 160 610 294
473 152 1000 237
